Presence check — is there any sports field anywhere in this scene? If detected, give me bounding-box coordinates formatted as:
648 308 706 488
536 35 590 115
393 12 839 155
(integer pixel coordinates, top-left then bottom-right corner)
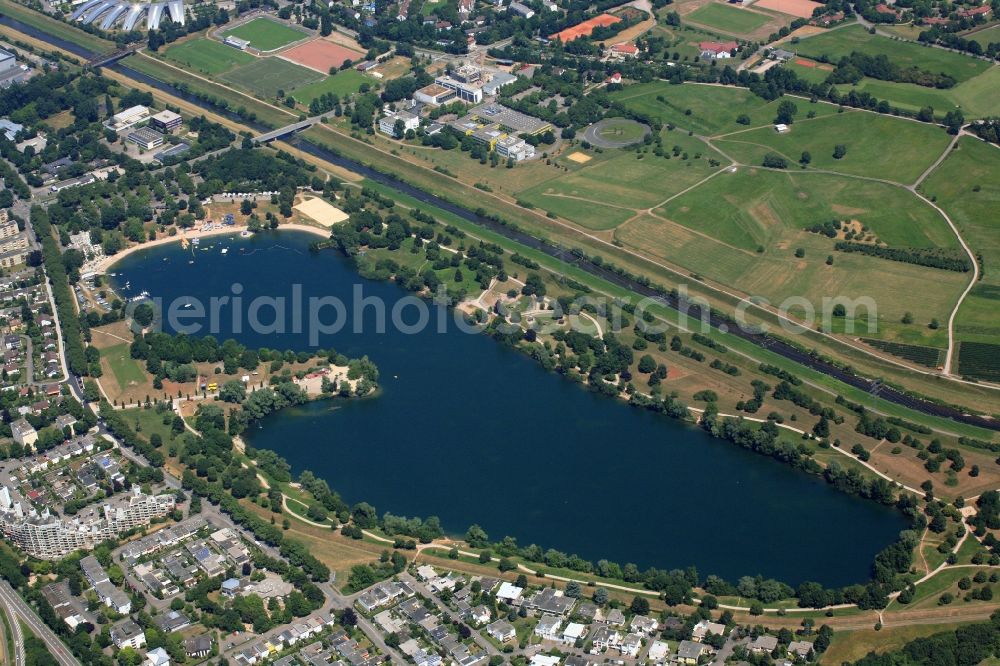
549 13 621 42
795 24 990 82
686 2 772 35
920 136 1000 346
785 57 833 84
292 70 368 103
221 57 323 98
163 38 253 75
223 17 306 52
835 66 1000 119
752 0 822 18
714 110 952 183
609 81 839 135
103 343 147 391
281 39 364 74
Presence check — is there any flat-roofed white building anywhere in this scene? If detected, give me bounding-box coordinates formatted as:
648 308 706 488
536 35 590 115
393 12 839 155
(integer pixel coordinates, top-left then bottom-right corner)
107 105 150 132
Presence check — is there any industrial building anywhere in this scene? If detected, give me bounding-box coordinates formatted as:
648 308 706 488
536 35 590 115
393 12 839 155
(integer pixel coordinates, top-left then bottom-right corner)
150 109 182 133
106 104 150 132
127 127 165 150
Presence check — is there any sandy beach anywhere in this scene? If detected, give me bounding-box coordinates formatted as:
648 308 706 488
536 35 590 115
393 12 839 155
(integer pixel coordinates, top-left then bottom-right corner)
93 223 331 275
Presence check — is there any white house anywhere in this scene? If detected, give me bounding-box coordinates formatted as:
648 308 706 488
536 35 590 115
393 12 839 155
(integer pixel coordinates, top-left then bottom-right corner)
562 622 587 645
495 582 523 603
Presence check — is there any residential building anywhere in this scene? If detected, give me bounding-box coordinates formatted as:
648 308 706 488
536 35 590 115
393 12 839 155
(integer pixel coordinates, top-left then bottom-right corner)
699 40 738 58
525 587 575 616
692 620 725 642
590 626 622 651
534 614 561 639
509 2 534 17
495 581 523 603
621 633 642 657
0 485 175 559
677 640 707 665
751 635 779 653
609 42 639 58
184 635 213 658
486 619 515 643
788 640 813 659
110 619 147 650
648 640 670 663
0 118 22 141
562 622 586 644
11 418 37 447
629 615 658 635
145 647 170 666
606 609 626 626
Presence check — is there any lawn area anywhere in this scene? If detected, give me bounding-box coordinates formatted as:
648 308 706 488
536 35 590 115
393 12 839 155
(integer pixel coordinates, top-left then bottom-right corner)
123 406 181 449
795 24 990 82
223 17 306 52
609 81 838 135
129 53 294 127
714 110 952 183
517 130 724 229
966 23 1000 47
292 70 368 104
616 168 967 345
221 57 323 98
834 65 1000 119
163 37 254 75
919 136 1000 346
102 343 147 392
597 118 650 143
685 2 772 35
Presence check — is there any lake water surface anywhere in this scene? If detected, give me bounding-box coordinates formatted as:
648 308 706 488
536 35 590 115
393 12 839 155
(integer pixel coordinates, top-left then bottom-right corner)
110 230 906 586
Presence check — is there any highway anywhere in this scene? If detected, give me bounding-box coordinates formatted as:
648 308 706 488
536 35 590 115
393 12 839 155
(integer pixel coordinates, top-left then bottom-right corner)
0 581 79 666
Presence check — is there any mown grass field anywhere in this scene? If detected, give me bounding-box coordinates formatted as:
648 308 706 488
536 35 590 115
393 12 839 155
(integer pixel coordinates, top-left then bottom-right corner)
517 130 725 229
163 37 254 75
292 69 368 103
795 24 990 82
221 57 323 98
920 136 1000 346
966 24 1000 47
834 66 1000 120
821 621 982 664
714 110 952 183
612 168 967 345
129 53 294 127
609 81 839 135
102 343 147 391
223 17 305 51
685 2 772 35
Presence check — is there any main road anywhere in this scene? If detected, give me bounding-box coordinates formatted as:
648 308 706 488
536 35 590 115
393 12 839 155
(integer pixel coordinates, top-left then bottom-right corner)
0 581 80 666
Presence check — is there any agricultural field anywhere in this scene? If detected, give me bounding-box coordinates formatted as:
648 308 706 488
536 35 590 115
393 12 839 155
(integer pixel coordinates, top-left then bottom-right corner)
517 130 725 230
222 17 306 51
862 339 945 368
685 2 773 35
220 57 323 98
919 136 1000 348
834 66 1000 120
713 110 952 183
609 168 967 344
163 37 253 75
957 342 1000 381
609 81 839 135
292 70 369 104
795 24 990 82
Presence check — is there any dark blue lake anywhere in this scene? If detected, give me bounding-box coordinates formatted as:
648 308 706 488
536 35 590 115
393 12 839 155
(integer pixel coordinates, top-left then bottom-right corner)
110 230 906 586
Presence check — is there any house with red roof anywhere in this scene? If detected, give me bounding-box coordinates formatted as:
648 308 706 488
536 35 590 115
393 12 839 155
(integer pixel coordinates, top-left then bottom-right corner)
699 40 738 59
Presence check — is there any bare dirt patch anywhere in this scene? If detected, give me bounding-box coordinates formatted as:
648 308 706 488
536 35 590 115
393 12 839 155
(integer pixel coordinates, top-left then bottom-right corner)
567 152 592 163
752 0 823 18
281 38 364 74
